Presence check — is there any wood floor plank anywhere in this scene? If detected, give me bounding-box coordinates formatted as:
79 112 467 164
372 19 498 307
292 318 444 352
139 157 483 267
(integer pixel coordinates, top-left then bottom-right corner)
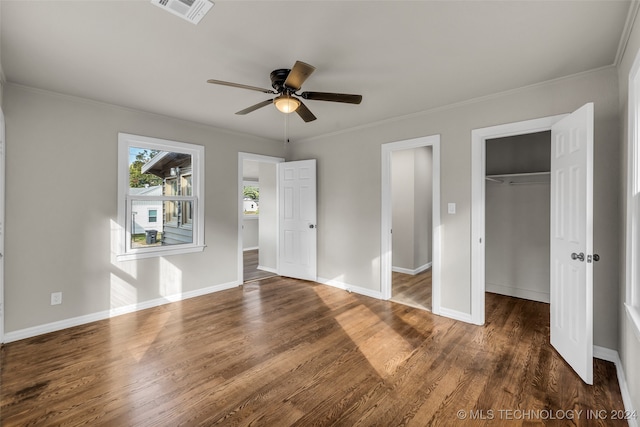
0 278 627 426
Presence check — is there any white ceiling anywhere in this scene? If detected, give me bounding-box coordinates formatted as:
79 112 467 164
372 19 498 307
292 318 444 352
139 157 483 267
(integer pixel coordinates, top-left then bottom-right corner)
0 1 633 142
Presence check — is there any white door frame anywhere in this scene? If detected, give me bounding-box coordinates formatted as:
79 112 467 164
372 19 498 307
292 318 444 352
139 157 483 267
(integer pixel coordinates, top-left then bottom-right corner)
470 114 566 325
381 135 441 314
237 152 284 284
0 108 4 343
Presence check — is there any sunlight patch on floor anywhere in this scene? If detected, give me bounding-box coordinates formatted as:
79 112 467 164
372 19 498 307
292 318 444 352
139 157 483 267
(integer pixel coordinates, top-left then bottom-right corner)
127 310 172 362
335 304 415 378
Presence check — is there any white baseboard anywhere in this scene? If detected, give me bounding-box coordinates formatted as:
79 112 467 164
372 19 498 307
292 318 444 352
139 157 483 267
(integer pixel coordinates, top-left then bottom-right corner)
392 262 432 276
243 246 258 251
486 282 550 304
257 265 277 274
317 277 383 300
437 306 474 324
593 345 638 427
3 280 241 344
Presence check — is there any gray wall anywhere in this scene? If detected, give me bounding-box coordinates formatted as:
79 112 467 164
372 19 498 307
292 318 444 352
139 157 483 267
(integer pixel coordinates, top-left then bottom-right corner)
617 7 640 416
485 132 551 302
3 83 284 333
391 147 432 272
290 66 620 351
258 162 277 270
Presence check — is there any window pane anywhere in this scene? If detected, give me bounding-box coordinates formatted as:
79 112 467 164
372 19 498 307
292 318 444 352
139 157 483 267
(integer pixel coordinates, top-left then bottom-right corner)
128 148 164 193
131 199 193 248
182 200 193 225
182 174 192 196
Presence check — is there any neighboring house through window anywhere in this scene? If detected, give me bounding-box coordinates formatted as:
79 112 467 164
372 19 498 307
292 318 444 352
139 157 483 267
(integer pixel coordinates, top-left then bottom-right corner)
117 133 205 260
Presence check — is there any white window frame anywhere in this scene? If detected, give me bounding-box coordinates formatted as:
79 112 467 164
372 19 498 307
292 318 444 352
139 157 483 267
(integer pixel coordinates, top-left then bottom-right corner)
117 133 205 261
626 49 640 340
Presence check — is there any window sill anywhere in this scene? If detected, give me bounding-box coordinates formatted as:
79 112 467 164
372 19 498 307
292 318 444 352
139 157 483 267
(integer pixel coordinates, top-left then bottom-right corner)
116 244 205 261
625 303 640 342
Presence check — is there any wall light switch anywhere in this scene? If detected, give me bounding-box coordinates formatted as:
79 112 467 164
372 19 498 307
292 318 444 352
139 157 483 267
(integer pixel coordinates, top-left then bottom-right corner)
448 203 456 214
51 292 62 305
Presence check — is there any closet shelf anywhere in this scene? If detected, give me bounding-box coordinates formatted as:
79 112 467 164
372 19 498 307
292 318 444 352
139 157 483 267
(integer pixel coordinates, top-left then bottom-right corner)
485 171 550 185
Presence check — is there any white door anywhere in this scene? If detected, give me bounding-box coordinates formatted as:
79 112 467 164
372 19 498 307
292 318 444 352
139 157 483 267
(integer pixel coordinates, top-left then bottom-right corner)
550 102 594 385
278 159 317 281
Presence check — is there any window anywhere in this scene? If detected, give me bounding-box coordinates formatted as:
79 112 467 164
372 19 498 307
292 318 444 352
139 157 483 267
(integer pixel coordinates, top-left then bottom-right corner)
243 181 259 217
117 133 205 260
626 51 640 339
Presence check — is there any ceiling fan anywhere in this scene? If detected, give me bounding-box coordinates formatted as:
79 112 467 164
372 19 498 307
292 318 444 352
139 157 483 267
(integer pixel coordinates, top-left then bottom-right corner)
207 61 362 122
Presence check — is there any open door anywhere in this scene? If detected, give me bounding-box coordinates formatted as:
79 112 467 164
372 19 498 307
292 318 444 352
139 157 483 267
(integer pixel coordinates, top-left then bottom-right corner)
550 102 594 384
278 159 317 281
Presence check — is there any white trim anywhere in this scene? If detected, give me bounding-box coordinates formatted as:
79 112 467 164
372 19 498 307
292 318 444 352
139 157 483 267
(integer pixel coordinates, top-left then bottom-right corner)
318 277 384 300
471 114 566 325
593 346 638 427
392 262 432 276
238 153 285 284
116 133 205 261
381 135 441 315
615 0 640 67
257 265 277 274
437 307 474 324
0 108 4 343
3 279 240 344
626 44 640 341
485 282 549 304
626 303 640 342
243 246 259 252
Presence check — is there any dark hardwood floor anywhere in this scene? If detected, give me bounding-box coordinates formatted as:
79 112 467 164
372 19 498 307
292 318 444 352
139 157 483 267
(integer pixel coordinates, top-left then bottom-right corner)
391 268 432 311
0 277 626 426
243 249 277 282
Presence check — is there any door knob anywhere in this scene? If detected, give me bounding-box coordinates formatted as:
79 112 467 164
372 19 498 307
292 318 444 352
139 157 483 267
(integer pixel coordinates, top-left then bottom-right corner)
571 252 585 262
309 224 315 229
593 254 600 262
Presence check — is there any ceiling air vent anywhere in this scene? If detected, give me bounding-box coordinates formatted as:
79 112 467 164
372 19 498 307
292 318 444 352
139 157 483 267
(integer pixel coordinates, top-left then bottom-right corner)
151 0 213 25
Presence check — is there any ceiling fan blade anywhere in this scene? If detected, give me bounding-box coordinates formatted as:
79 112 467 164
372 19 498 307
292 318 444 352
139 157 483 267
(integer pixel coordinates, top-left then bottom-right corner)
300 91 362 104
284 61 316 91
236 99 273 115
207 79 276 94
295 101 317 122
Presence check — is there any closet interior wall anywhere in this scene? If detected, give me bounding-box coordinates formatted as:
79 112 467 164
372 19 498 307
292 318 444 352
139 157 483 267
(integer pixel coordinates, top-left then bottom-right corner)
485 131 551 303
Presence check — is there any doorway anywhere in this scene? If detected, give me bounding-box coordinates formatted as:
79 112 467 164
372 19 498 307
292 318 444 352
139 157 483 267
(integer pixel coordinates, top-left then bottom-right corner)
470 114 565 325
471 105 595 384
238 153 284 284
381 135 441 315
485 131 551 303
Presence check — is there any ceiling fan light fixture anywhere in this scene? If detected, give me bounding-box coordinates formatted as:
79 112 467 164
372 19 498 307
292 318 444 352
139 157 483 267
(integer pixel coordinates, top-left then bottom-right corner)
274 95 300 114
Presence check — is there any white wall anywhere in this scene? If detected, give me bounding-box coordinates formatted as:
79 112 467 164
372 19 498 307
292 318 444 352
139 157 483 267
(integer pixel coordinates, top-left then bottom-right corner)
391 147 432 272
290 66 620 350
486 182 550 302
617 6 640 416
2 83 284 334
485 132 550 302
414 146 432 269
258 162 277 271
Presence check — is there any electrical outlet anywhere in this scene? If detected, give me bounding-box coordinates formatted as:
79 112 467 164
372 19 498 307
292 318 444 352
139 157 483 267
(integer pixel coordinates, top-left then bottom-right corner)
51 292 62 305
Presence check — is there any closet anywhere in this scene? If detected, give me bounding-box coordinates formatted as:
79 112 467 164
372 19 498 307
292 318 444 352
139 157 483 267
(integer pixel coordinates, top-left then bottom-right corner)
485 131 551 303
